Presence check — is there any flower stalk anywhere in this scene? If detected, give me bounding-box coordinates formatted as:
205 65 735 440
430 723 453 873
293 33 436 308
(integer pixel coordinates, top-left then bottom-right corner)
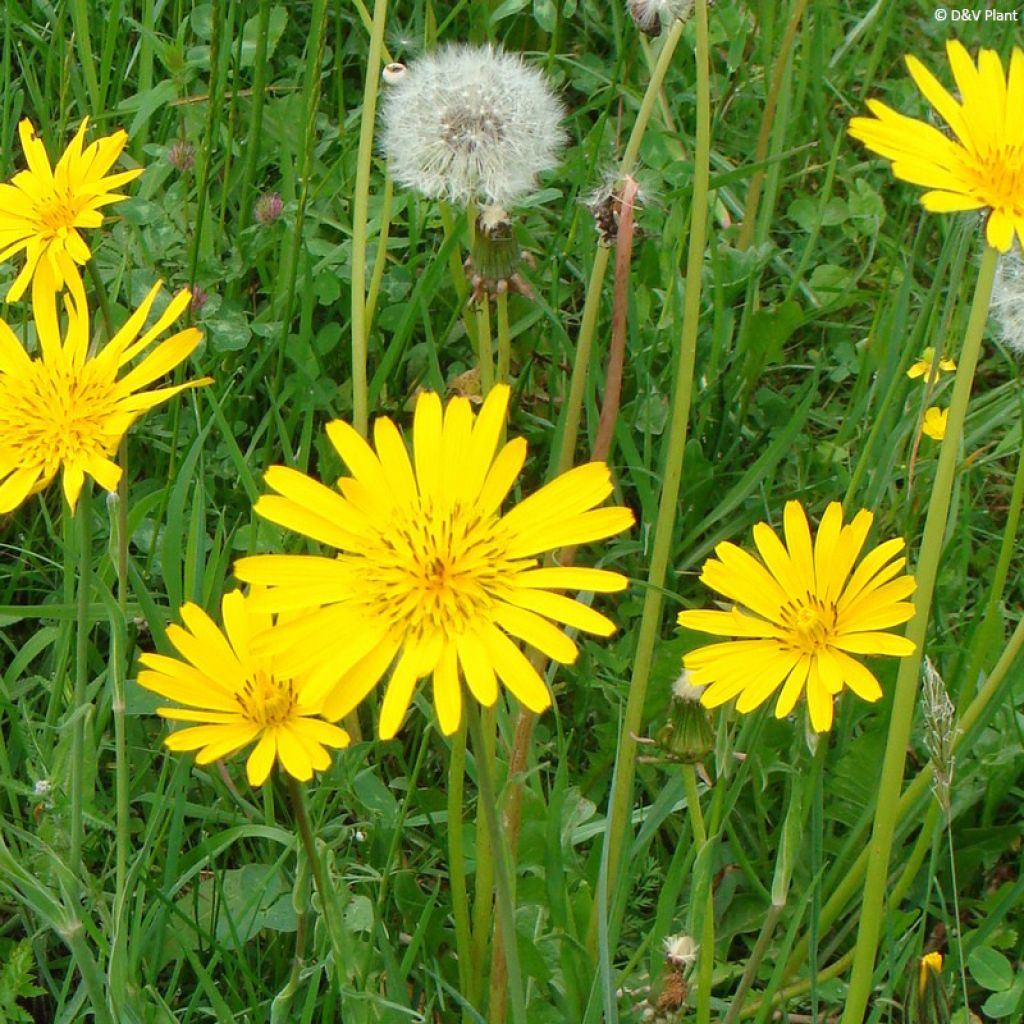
351 0 389 438
841 244 998 1024
592 0 711 949
70 484 92 890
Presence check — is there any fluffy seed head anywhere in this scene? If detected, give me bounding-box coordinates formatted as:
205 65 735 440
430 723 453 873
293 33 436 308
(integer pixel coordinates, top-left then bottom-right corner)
992 247 1024 354
379 44 566 209
627 0 696 33
663 934 698 968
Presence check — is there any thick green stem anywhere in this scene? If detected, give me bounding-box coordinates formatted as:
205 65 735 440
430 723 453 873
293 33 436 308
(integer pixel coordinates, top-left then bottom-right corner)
351 0 389 438
682 764 713 1024
467 704 526 1024
476 297 495 395
112 442 130 905
446 719 475 1020
591 0 712 951
70 485 92 889
841 245 998 1024
496 291 511 385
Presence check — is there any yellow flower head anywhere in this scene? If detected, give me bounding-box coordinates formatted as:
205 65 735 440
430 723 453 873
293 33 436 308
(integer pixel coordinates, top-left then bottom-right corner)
0 119 142 302
235 384 634 739
138 591 350 786
907 347 956 383
849 41 1024 252
677 501 917 732
918 951 943 1000
921 406 948 441
0 283 209 513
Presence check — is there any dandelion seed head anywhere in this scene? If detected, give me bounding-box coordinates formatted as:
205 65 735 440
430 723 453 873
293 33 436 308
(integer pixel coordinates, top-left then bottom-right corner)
992 246 1024 354
627 0 696 33
379 44 566 209
663 934 698 968
671 670 704 703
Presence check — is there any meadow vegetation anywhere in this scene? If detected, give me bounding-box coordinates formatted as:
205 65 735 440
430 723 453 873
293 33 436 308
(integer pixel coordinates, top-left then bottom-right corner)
0 2 1022 1022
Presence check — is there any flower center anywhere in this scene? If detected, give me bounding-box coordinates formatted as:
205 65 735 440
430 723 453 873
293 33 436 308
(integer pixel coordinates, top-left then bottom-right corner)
780 594 838 654
972 142 1024 214
355 500 523 642
35 189 81 237
235 671 296 727
0 363 119 474
439 91 506 153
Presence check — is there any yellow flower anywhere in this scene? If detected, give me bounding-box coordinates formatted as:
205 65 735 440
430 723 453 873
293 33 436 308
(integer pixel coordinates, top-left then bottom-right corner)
677 501 916 732
0 119 142 302
235 384 634 739
906 347 956 383
0 283 210 513
138 591 350 786
918 951 943 1000
849 41 1024 252
921 406 948 440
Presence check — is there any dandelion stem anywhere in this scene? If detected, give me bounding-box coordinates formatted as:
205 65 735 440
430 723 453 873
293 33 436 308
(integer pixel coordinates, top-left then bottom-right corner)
554 7 686 480
111 443 130 910
496 290 511 384
476 295 495 395
70 484 92 892
446 718 476 1020
467 702 527 1024
285 775 348 988
593 176 639 463
842 244 998 1024
352 0 389 438
682 763 714 1024
620 17 687 179
591 0 711 954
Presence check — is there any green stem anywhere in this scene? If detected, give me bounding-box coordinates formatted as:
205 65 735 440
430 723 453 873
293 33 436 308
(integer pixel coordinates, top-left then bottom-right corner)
735 0 809 250
70 485 92 889
620 18 687 178
496 290 511 384
473 704 497 1012
552 12 687 480
476 297 495 395
841 245 998 1024
285 775 348 987
591 0 711 951
467 703 526 1024
112 442 130 906
351 0 389 437
682 764 713 1024
447 719 475 1020
364 172 395 350
784 609 1024 981
235 0 271 237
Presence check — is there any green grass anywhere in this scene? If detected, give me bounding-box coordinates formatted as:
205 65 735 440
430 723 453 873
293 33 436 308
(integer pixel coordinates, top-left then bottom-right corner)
1 1 1022 1022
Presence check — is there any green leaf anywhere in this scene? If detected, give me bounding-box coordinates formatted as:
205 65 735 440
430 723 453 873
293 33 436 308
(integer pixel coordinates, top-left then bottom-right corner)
968 946 1014 991
983 975 1024 1019
239 7 288 68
